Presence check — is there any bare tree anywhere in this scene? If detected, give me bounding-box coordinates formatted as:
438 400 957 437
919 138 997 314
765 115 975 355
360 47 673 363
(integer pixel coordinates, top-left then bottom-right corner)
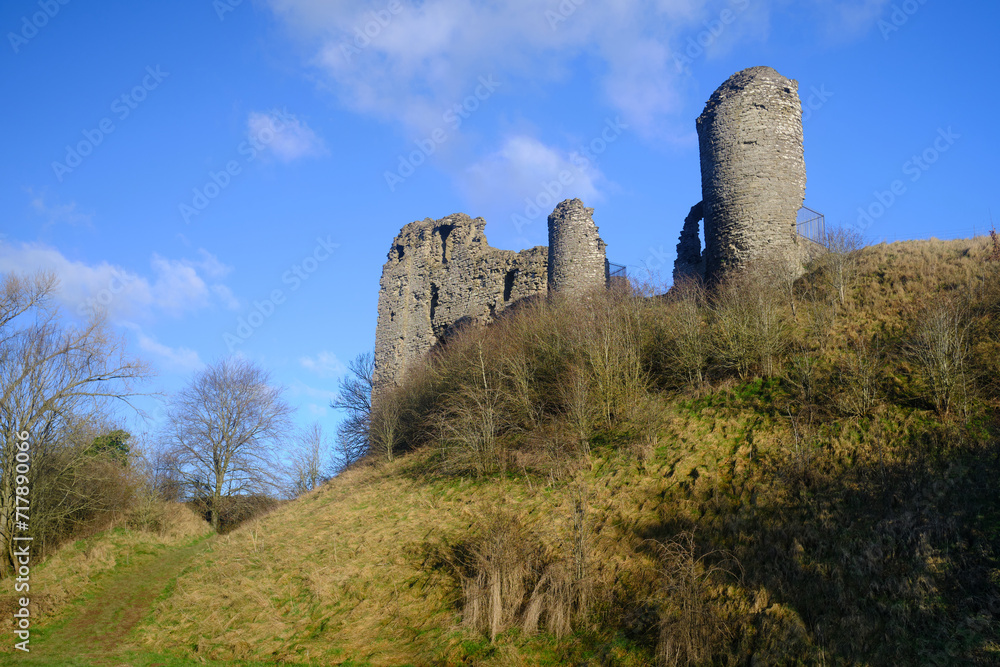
288 422 329 496
330 352 374 470
823 226 864 308
0 272 149 576
908 299 971 416
370 389 404 462
838 335 885 417
437 342 508 476
163 357 292 531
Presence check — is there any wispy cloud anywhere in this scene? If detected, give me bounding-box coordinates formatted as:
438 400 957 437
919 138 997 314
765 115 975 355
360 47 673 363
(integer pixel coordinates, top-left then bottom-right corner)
272 0 692 138
462 134 605 211
299 350 346 378
306 403 328 417
820 0 893 40
124 323 203 373
28 190 93 229
268 0 889 140
0 240 239 321
247 110 328 162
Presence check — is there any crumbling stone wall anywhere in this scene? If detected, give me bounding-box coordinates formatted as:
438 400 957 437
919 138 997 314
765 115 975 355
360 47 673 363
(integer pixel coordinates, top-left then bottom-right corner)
375 199 609 388
673 201 705 282
677 65 807 282
373 213 547 389
548 198 608 295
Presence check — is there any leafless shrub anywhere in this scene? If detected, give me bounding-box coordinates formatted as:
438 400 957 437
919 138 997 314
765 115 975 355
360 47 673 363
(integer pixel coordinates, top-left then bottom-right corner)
823 226 865 307
784 410 822 486
650 532 739 667
435 342 510 476
784 346 821 407
287 422 330 496
330 352 375 469
576 289 648 425
494 306 547 432
28 416 141 555
370 389 404 463
661 277 710 388
710 266 788 379
560 363 594 457
837 335 885 418
907 298 972 416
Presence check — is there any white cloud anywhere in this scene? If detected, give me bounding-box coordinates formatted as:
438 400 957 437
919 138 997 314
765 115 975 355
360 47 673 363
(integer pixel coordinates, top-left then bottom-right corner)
274 0 693 137
299 350 346 378
824 0 893 40
194 247 232 279
211 283 241 310
268 0 888 140
288 380 338 417
247 110 328 162
0 240 237 321
28 191 93 228
462 135 605 212
127 324 203 373
306 403 328 417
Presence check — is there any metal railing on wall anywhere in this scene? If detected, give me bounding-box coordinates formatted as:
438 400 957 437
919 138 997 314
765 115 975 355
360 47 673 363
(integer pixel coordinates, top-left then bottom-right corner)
607 262 627 279
797 206 826 246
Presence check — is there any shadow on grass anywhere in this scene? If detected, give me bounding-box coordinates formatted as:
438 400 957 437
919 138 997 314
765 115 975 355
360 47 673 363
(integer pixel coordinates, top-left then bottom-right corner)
637 419 1000 665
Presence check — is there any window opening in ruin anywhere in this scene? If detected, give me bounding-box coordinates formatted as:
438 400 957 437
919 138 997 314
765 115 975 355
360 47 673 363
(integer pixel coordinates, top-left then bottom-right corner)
429 283 439 321
438 225 455 264
503 269 515 302
395 244 405 260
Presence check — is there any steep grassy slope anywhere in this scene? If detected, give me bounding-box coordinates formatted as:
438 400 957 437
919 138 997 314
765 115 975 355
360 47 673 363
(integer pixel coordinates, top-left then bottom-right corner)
132 238 1000 664
0 503 213 663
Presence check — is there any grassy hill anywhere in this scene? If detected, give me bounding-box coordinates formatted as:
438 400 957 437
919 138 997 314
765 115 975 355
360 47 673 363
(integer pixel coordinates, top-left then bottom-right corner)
10 237 1000 665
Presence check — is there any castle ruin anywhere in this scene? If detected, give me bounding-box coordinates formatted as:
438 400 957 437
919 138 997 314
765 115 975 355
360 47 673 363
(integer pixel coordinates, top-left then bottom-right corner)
675 66 808 282
374 66 818 388
373 199 607 388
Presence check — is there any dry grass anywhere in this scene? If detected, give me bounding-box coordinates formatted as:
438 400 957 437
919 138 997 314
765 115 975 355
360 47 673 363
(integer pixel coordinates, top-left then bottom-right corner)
36 236 999 665
0 501 211 644
130 400 779 664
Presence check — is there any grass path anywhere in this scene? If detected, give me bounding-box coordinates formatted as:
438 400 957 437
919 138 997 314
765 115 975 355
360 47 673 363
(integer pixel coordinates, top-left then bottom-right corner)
11 536 213 667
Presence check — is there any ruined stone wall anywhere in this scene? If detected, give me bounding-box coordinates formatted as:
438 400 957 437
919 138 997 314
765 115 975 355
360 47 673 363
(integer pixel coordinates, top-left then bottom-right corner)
547 198 608 295
696 66 806 279
673 201 705 282
373 213 547 389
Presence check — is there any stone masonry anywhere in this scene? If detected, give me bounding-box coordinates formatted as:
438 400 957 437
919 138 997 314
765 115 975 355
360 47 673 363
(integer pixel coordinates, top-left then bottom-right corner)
374 200 608 388
676 66 807 282
673 201 705 282
547 198 608 295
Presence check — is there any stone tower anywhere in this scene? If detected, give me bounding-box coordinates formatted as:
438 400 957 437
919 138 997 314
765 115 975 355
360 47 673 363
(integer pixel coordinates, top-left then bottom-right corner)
695 65 806 279
547 198 608 295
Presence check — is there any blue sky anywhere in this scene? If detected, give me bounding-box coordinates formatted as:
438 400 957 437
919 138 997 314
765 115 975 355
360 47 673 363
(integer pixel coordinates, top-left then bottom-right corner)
2 0 997 439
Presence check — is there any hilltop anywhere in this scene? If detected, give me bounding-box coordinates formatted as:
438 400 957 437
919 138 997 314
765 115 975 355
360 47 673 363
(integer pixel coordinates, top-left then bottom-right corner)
9 237 1000 665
